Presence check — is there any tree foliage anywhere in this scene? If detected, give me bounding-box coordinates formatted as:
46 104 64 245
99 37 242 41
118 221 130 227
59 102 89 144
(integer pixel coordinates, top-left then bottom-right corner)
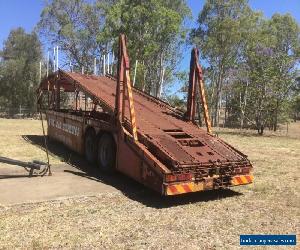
0 28 42 113
1 0 299 133
191 0 300 134
37 0 191 96
101 0 191 95
37 0 106 71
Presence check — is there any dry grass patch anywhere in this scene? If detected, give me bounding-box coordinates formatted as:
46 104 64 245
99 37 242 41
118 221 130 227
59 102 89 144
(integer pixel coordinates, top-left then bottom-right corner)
0 119 299 249
0 118 62 164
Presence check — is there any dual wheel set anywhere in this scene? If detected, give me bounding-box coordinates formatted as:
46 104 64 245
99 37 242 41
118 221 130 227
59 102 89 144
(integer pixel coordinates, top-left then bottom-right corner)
84 129 116 173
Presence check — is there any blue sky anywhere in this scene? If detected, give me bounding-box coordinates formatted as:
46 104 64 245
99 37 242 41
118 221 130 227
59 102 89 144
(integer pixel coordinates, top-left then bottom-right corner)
0 0 299 93
1 0 299 49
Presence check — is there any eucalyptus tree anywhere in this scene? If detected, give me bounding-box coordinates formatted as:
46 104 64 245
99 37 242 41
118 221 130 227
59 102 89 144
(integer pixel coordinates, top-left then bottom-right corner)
37 0 107 72
101 0 191 96
0 28 42 113
267 14 300 130
243 13 300 134
191 0 252 127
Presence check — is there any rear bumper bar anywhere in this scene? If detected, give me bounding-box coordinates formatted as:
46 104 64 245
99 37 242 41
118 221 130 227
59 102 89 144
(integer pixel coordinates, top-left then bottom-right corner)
163 174 254 195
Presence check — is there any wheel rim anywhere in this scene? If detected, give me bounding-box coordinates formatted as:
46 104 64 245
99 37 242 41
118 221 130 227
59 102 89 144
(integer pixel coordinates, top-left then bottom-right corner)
98 134 115 171
85 130 96 162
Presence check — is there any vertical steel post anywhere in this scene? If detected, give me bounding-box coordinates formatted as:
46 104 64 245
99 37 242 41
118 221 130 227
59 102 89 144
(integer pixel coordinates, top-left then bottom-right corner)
56 46 59 70
186 49 197 122
56 76 60 110
53 47 56 71
107 53 110 74
103 54 106 75
47 51 49 76
115 38 124 120
94 58 97 75
186 48 212 133
39 61 42 82
133 60 138 86
194 49 212 133
115 34 138 141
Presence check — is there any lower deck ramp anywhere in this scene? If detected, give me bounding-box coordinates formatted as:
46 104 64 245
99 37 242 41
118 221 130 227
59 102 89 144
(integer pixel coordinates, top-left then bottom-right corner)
41 71 250 171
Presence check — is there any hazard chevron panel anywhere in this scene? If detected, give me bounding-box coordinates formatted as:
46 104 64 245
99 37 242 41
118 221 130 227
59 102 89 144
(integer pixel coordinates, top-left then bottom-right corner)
231 175 253 186
164 174 253 195
165 182 205 195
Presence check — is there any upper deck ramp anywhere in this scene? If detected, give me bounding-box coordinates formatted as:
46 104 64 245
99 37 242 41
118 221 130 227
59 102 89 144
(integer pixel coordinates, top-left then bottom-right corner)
41 70 250 171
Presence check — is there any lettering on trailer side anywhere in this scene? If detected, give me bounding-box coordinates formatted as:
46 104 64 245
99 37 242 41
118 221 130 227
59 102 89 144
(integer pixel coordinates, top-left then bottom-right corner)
48 117 80 137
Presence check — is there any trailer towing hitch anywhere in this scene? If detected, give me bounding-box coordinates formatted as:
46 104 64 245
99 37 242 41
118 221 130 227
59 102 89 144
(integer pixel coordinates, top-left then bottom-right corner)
0 156 51 177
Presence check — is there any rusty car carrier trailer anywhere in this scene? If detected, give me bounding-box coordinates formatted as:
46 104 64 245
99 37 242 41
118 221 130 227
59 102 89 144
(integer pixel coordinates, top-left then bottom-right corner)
37 34 253 195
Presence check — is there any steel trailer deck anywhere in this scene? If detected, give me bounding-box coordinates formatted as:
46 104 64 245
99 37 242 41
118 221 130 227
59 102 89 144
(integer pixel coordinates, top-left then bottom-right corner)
38 34 253 195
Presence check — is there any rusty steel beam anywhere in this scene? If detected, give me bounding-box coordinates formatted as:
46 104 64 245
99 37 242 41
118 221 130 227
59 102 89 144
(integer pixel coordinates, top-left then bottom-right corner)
186 48 212 133
115 34 138 141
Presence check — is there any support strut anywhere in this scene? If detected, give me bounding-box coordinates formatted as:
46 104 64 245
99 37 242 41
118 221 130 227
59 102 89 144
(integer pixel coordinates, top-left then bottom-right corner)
186 48 212 133
115 34 138 141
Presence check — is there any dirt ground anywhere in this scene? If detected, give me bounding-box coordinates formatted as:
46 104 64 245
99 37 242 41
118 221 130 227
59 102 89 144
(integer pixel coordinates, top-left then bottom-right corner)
0 118 299 249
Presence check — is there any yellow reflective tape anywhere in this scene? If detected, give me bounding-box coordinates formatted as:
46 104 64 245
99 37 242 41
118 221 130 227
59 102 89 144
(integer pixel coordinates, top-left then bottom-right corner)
187 183 193 192
176 184 186 194
240 176 248 184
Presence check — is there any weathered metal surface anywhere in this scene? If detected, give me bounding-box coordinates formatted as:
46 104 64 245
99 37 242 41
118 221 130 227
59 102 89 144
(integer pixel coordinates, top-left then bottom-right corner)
47 111 84 154
186 48 212 133
116 34 138 140
41 72 252 172
38 34 253 195
0 156 41 170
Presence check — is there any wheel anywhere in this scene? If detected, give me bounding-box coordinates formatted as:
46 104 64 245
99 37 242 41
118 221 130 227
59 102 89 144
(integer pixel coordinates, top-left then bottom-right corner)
97 133 116 173
85 128 97 163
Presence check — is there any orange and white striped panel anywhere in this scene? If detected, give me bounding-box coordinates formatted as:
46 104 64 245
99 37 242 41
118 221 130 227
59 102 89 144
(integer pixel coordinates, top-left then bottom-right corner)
166 182 204 195
231 175 253 186
125 70 138 141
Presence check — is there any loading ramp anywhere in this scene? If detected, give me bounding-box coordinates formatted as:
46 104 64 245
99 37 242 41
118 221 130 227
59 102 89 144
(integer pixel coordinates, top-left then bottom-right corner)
38 34 253 195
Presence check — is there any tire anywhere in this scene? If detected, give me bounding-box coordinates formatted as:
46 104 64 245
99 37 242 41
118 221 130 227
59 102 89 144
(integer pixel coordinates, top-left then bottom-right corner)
85 128 97 163
97 133 116 173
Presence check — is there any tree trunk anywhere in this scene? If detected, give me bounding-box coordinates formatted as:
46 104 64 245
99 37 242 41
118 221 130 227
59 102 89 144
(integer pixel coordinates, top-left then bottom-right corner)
214 68 223 128
240 80 248 129
273 100 279 131
258 125 264 135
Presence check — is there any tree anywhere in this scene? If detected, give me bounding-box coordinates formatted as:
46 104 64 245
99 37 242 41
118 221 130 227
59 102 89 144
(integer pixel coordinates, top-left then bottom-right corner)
192 1 300 134
0 28 42 113
37 0 107 72
101 0 191 96
267 14 300 130
243 14 300 134
191 0 252 127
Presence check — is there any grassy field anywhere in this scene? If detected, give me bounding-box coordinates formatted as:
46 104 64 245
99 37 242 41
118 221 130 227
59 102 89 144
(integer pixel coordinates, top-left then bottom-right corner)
0 118 299 249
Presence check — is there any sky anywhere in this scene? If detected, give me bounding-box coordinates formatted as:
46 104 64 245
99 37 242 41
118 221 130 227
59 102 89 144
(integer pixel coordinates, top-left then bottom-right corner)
0 0 299 93
1 0 299 49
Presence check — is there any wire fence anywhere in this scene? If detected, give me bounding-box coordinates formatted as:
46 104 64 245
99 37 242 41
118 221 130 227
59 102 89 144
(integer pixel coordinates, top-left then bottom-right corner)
0 106 38 118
